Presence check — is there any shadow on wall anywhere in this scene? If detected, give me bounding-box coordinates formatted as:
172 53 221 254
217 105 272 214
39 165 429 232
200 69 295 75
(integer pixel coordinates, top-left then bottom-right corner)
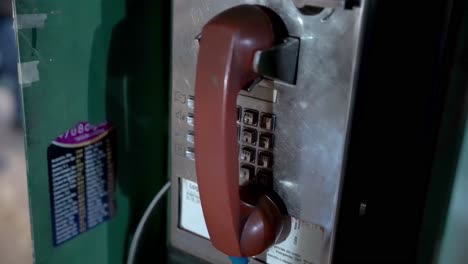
88 0 170 263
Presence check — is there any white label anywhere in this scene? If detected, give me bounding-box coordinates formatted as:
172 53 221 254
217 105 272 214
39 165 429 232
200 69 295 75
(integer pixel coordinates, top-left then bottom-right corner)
266 218 325 264
179 178 325 264
179 178 209 239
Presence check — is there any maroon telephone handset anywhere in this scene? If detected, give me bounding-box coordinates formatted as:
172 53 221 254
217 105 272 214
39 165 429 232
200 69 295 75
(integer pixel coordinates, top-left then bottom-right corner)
194 5 285 257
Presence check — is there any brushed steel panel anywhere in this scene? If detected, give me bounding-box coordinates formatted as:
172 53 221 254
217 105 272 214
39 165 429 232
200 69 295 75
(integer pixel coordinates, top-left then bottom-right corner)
170 1 370 263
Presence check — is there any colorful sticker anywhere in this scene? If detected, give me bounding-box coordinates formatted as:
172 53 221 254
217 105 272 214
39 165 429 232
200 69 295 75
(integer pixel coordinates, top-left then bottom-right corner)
47 121 116 246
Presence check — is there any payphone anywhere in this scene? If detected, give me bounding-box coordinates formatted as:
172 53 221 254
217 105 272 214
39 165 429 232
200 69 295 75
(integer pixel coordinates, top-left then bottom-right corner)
170 1 368 263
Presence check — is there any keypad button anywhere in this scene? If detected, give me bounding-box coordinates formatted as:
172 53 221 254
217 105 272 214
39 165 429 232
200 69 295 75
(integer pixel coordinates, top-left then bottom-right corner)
237 106 241 122
260 113 275 131
243 109 259 126
187 95 195 109
185 147 195 160
256 169 273 189
259 133 274 150
186 131 194 143
187 113 194 126
257 151 273 169
240 147 256 164
240 164 255 184
241 128 257 146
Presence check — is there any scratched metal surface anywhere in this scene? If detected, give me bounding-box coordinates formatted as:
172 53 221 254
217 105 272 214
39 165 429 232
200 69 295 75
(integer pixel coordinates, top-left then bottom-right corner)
170 1 368 263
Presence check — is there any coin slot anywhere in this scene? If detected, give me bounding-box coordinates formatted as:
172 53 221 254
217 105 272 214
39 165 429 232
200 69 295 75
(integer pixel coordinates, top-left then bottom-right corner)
298 6 324 16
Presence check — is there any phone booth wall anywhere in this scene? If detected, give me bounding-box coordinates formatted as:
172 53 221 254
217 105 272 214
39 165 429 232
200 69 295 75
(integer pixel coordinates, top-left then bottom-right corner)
15 0 468 263
15 1 170 263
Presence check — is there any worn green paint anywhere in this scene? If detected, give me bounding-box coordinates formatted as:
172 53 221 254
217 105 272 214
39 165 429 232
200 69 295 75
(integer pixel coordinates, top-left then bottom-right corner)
16 1 170 263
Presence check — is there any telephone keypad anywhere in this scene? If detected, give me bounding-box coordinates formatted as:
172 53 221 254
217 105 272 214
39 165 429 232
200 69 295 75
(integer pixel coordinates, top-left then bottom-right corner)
182 95 276 189
243 109 259 126
238 106 275 189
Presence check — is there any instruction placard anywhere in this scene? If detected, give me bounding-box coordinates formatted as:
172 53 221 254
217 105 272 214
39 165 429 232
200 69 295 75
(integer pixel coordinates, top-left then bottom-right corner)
47 121 116 246
179 178 210 239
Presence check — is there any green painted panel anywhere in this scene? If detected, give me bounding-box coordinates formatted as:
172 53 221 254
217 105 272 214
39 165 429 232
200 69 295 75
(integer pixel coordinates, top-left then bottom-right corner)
15 1 170 263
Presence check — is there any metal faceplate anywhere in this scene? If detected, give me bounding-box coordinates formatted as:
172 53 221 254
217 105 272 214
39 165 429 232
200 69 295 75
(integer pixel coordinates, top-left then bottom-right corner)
170 1 369 263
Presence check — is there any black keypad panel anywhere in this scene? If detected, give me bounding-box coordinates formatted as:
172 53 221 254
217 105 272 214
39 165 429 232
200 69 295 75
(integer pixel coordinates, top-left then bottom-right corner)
238 106 276 189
